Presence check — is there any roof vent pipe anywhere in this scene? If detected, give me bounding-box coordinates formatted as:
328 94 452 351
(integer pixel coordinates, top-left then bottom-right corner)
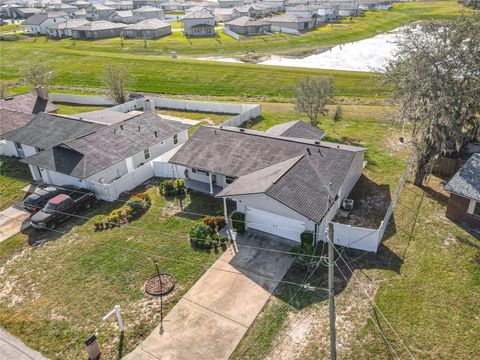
138 126 141 132
315 141 320 145
154 131 158 138
120 124 123 130
307 148 311 155
239 128 245 132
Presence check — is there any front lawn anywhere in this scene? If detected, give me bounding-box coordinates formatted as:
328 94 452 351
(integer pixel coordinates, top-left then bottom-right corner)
0 155 32 210
0 185 225 359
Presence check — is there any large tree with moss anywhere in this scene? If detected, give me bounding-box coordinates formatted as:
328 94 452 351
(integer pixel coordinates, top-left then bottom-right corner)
384 15 480 186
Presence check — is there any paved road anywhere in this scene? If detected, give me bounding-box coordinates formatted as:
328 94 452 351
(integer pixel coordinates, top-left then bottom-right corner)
123 230 295 360
0 328 47 360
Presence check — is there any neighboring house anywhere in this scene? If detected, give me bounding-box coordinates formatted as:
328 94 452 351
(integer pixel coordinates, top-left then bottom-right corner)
122 18 171 39
72 8 87 19
169 123 366 242
260 0 286 12
132 5 165 22
22 12 68 35
70 0 91 9
218 0 244 8
225 16 271 35
133 0 168 9
109 10 133 23
47 3 78 15
359 0 392 10
47 18 90 37
265 120 325 139
444 153 480 229
71 20 127 39
105 0 134 10
286 5 319 20
338 4 361 17
213 7 240 22
266 14 315 31
234 5 254 17
16 112 190 200
316 3 339 21
0 3 20 18
14 7 43 19
182 8 215 37
85 4 115 21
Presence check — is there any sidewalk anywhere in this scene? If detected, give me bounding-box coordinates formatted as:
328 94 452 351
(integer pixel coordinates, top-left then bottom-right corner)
0 328 47 360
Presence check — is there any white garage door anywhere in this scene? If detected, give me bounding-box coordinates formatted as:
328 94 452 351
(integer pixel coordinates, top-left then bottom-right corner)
246 207 305 242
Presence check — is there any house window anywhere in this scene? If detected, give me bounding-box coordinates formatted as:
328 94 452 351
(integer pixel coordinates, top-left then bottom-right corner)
226 176 236 184
474 202 480 217
173 134 178 144
144 148 150 160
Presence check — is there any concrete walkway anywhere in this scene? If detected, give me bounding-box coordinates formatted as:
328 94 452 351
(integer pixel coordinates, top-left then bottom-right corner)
0 328 47 360
123 231 295 360
0 202 30 243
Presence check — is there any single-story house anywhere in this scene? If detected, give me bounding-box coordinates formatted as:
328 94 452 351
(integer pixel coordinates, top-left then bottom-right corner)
72 8 87 19
0 3 20 18
5 111 190 200
261 0 286 12
218 0 244 8
71 20 127 39
338 4 361 17
225 16 271 35
182 8 216 37
47 19 90 37
109 10 134 24
47 3 79 15
234 5 254 17
14 7 44 19
359 0 392 10
85 4 115 21
444 153 480 229
168 122 366 242
214 7 241 22
105 0 134 10
266 14 315 31
132 5 165 22
22 12 68 35
286 5 319 20
315 3 339 21
70 1 91 9
1 88 58 157
122 18 171 39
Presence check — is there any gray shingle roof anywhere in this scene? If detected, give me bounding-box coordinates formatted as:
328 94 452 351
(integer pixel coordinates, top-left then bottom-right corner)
226 16 270 26
73 20 127 31
124 18 170 30
22 13 67 25
22 112 190 179
444 153 480 201
265 120 325 140
0 92 58 114
183 8 214 19
2 113 104 149
0 110 34 136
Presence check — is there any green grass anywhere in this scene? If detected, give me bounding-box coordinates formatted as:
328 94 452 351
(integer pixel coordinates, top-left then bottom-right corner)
0 186 225 359
54 102 106 115
0 23 21 34
0 156 32 210
157 109 231 124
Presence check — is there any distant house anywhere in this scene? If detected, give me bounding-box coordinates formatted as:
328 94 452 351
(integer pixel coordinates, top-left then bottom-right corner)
22 13 68 35
182 8 216 37
213 8 240 22
71 20 127 39
286 5 319 20
0 3 20 18
72 8 87 19
359 0 392 10
218 0 244 8
14 7 43 19
105 0 134 10
338 4 361 17
225 16 271 35
70 1 91 9
9 112 190 200
47 3 79 15
234 5 254 17
122 18 171 39
168 123 365 242
85 4 115 21
132 5 165 22
260 0 286 12
266 14 315 32
0 88 58 157
109 10 134 24
47 19 90 37
444 153 480 229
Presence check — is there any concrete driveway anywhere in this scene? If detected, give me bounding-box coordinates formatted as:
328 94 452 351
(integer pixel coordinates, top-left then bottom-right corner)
0 202 30 243
0 328 47 360
124 230 296 360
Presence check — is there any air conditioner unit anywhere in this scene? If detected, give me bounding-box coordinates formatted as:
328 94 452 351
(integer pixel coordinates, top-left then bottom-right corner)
342 199 354 211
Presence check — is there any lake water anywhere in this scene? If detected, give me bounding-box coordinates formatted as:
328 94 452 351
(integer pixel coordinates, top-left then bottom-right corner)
198 28 404 72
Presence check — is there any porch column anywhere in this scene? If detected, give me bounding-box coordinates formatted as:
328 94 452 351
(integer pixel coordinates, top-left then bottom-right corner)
208 172 214 194
223 197 228 223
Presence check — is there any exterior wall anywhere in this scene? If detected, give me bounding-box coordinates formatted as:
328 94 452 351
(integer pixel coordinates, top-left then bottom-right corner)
24 17 68 35
226 23 271 35
218 0 244 8
446 194 480 229
338 151 364 201
269 20 313 31
39 168 85 188
0 140 19 157
22 144 38 158
183 17 215 35
231 193 316 232
86 159 129 183
132 9 165 22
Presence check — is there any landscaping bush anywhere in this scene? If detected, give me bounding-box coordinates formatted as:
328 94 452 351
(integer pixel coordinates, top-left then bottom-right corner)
202 215 226 233
231 212 245 233
189 222 213 248
126 197 148 213
159 179 188 196
291 231 317 270
210 233 227 248
300 231 315 254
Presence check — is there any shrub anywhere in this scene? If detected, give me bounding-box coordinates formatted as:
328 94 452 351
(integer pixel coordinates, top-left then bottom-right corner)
93 220 104 231
174 178 187 194
300 232 315 254
159 180 176 196
130 193 151 206
202 216 216 232
292 231 317 270
189 222 213 248
126 197 149 213
231 212 245 233
210 233 227 248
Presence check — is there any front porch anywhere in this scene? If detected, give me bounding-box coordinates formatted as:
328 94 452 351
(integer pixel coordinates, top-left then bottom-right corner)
185 179 223 195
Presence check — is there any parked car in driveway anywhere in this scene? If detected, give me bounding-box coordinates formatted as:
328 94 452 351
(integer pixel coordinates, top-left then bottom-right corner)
30 189 96 230
23 186 77 212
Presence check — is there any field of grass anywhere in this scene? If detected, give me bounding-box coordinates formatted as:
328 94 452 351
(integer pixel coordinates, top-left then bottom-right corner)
0 23 21 34
54 103 106 115
0 186 226 359
0 156 32 210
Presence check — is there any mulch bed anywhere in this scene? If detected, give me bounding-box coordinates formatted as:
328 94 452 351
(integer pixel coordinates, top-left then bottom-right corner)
144 274 176 296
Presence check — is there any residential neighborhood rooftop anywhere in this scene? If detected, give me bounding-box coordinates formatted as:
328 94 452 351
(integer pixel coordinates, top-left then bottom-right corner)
265 120 326 140
444 153 480 202
0 91 58 115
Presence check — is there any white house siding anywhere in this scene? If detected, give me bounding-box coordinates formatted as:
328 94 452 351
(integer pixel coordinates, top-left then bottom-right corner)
232 193 316 233
183 18 215 36
0 140 18 157
24 17 68 35
86 160 130 184
39 168 85 188
22 144 38 158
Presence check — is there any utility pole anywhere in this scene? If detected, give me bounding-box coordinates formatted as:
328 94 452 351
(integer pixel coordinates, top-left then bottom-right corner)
328 222 337 360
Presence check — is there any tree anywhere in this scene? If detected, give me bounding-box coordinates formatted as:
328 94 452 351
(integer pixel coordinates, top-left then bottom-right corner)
383 15 480 186
102 64 131 104
0 82 10 98
331 105 343 133
22 63 54 89
295 77 334 127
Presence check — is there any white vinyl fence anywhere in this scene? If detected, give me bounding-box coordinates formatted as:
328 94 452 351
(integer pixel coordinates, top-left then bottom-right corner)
222 27 240 40
330 161 413 252
271 26 301 35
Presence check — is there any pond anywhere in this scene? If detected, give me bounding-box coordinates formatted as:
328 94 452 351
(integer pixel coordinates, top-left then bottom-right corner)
198 27 405 72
